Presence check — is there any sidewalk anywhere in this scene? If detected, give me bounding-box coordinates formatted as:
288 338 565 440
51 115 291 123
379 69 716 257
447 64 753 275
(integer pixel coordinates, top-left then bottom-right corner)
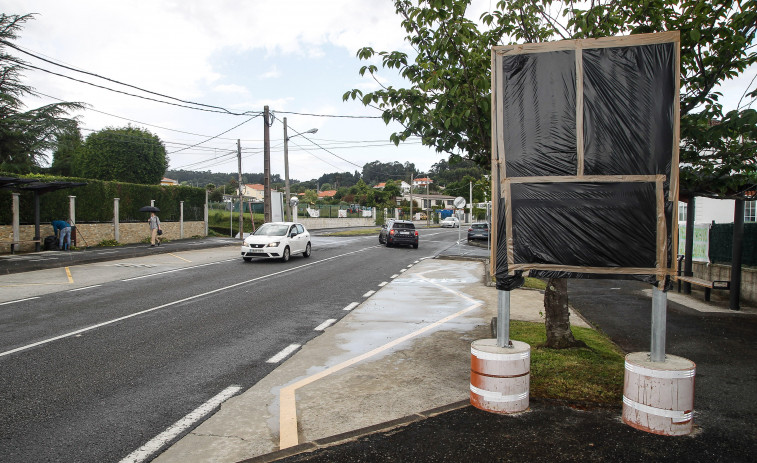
154 257 589 463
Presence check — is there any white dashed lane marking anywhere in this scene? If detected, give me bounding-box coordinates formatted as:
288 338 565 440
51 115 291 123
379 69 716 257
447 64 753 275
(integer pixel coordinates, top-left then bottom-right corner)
266 344 301 363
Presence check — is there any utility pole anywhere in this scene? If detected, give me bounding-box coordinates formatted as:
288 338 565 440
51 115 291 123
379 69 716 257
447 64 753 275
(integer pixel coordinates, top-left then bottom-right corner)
263 105 272 223
283 117 291 222
237 139 243 240
409 172 413 221
427 181 430 227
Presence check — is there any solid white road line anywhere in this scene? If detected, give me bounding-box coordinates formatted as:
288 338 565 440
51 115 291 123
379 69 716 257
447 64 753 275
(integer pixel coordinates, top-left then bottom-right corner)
1 247 379 359
314 319 337 331
343 302 359 311
267 344 301 363
378 281 388 287
362 290 376 298
119 385 242 463
121 258 237 281
0 296 40 306
68 284 102 292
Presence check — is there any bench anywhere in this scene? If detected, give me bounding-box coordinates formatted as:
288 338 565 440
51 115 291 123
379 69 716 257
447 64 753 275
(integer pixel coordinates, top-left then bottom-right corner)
1 240 42 255
676 275 730 302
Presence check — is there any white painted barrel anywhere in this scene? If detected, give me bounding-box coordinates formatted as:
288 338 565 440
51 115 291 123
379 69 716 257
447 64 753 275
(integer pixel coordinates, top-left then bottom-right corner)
622 352 696 436
470 339 530 414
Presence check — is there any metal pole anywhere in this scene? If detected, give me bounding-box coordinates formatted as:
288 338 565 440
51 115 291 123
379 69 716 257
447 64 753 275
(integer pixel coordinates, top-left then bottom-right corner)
497 290 511 348
683 197 695 294
12 193 20 244
469 181 473 224
114 198 120 242
650 287 667 362
237 139 244 239
409 172 413 221
180 201 184 239
730 199 744 311
283 117 291 222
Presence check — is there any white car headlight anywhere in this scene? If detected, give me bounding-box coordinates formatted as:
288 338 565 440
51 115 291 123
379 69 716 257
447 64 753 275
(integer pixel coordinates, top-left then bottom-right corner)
266 242 280 247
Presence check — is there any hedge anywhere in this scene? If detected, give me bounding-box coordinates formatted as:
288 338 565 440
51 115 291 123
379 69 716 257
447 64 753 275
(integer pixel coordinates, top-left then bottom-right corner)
0 172 206 224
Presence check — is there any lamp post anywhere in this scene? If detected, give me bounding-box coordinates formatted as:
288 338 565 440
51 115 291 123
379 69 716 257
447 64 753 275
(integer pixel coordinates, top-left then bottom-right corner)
283 117 318 221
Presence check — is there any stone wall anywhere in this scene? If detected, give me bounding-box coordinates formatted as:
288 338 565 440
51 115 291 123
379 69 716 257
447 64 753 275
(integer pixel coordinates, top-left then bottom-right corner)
298 217 376 229
0 221 206 253
691 261 757 305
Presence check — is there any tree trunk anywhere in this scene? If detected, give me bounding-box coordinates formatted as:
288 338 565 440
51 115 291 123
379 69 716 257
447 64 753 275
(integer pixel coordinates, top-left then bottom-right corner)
544 278 586 349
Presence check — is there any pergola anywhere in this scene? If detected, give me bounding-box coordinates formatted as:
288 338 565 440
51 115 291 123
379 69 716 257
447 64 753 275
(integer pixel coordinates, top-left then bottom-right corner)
1 177 87 252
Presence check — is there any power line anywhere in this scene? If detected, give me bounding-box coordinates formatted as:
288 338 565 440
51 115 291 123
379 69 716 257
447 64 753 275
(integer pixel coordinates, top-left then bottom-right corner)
167 114 261 154
22 62 259 116
273 110 383 119
4 40 245 115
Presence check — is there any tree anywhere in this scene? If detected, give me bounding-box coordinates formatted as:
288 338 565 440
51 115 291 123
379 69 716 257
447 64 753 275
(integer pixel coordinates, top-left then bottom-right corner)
49 122 83 176
74 125 168 184
346 0 756 348
303 189 318 204
0 13 84 173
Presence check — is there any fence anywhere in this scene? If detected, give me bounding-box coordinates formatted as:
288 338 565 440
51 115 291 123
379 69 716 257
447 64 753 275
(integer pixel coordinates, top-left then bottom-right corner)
709 223 757 266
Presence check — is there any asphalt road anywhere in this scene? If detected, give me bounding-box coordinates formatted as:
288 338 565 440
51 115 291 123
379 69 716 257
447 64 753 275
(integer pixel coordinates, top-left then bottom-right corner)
0 229 462 462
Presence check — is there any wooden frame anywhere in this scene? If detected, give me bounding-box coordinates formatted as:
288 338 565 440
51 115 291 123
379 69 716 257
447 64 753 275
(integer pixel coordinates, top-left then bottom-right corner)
490 32 681 288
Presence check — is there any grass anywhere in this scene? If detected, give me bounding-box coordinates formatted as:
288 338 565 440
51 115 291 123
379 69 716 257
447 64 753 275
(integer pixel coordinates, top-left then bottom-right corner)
510 320 625 404
523 277 547 290
322 228 381 236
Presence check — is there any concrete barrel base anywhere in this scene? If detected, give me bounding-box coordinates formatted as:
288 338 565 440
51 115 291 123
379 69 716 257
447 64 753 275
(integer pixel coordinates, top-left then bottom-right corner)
470 339 530 414
622 352 696 436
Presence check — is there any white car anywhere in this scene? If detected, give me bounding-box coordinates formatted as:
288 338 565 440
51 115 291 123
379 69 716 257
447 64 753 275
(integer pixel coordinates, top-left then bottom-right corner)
440 216 460 228
241 222 311 262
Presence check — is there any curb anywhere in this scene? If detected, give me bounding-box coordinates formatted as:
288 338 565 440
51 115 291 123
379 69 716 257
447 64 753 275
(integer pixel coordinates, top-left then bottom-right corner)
238 400 472 463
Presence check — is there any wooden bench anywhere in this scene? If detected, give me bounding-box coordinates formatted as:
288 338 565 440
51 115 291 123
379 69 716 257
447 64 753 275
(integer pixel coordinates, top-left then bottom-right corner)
676 275 730 302
1 240 42 255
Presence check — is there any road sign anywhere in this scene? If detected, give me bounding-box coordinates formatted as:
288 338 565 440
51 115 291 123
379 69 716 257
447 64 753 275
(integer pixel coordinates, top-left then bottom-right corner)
454 196 466 209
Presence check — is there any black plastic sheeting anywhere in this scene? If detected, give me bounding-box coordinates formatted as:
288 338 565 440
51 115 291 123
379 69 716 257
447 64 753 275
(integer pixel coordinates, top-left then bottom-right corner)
496 41 677 291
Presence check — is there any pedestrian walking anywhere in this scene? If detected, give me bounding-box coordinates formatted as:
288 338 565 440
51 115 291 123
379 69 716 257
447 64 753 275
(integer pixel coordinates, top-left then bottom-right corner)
148 212 162 247
51 219 72 250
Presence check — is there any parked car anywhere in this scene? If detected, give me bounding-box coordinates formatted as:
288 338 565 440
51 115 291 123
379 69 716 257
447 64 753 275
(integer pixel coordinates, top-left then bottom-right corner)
440 216 460 228
467 222 490 241
379 220 418 248
241 222 311 262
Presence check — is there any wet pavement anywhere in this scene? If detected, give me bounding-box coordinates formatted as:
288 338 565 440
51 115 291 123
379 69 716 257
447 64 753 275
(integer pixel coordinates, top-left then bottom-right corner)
3 233 756 462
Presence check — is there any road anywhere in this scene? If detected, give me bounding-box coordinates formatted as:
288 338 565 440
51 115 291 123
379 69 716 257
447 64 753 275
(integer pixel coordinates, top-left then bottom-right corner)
0 229 462 462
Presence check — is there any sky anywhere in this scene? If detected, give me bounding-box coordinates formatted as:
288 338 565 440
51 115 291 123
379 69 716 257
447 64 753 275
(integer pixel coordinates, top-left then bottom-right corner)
7 1 756 184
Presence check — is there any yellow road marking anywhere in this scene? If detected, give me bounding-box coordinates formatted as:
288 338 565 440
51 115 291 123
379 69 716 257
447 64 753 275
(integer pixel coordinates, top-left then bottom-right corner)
278 273 481 449
65 267 74 283
168 253 192 263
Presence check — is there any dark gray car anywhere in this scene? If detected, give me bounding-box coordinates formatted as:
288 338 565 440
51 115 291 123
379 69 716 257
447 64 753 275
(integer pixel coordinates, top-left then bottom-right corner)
379 220 418 248
467 223 489 241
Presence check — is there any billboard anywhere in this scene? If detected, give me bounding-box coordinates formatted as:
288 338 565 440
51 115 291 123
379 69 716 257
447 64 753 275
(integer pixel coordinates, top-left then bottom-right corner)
491 32 680 290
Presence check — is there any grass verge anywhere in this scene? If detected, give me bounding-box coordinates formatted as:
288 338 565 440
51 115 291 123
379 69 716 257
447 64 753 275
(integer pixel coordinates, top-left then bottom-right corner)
510 320 625 404
322 228 381 236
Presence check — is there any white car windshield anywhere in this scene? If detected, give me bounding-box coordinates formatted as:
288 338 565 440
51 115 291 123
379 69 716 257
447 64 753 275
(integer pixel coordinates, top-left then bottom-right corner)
254 224 289 236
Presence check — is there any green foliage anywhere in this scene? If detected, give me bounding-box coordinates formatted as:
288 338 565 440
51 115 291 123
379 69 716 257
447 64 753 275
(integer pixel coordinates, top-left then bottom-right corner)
0 13 84 173
361 160 416 186
303 189 318 204
49 123 83 176
74 125 168 184
97 239 121 247
347 0 757 199
0 171 206 224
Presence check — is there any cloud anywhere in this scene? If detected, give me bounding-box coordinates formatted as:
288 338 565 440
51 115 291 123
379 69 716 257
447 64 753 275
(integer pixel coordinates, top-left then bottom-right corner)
259 66 281 80
213 84 250 95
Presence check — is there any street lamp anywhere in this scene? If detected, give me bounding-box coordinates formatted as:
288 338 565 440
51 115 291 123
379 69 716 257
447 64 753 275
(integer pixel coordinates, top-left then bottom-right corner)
283 117 318 222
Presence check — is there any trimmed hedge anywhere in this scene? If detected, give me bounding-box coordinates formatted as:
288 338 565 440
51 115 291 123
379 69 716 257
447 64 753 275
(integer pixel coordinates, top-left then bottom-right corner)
0 172 205 224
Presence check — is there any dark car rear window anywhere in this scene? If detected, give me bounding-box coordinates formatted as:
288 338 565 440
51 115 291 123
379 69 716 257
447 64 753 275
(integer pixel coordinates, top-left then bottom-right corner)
472 224 488 230
393 223 415 230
